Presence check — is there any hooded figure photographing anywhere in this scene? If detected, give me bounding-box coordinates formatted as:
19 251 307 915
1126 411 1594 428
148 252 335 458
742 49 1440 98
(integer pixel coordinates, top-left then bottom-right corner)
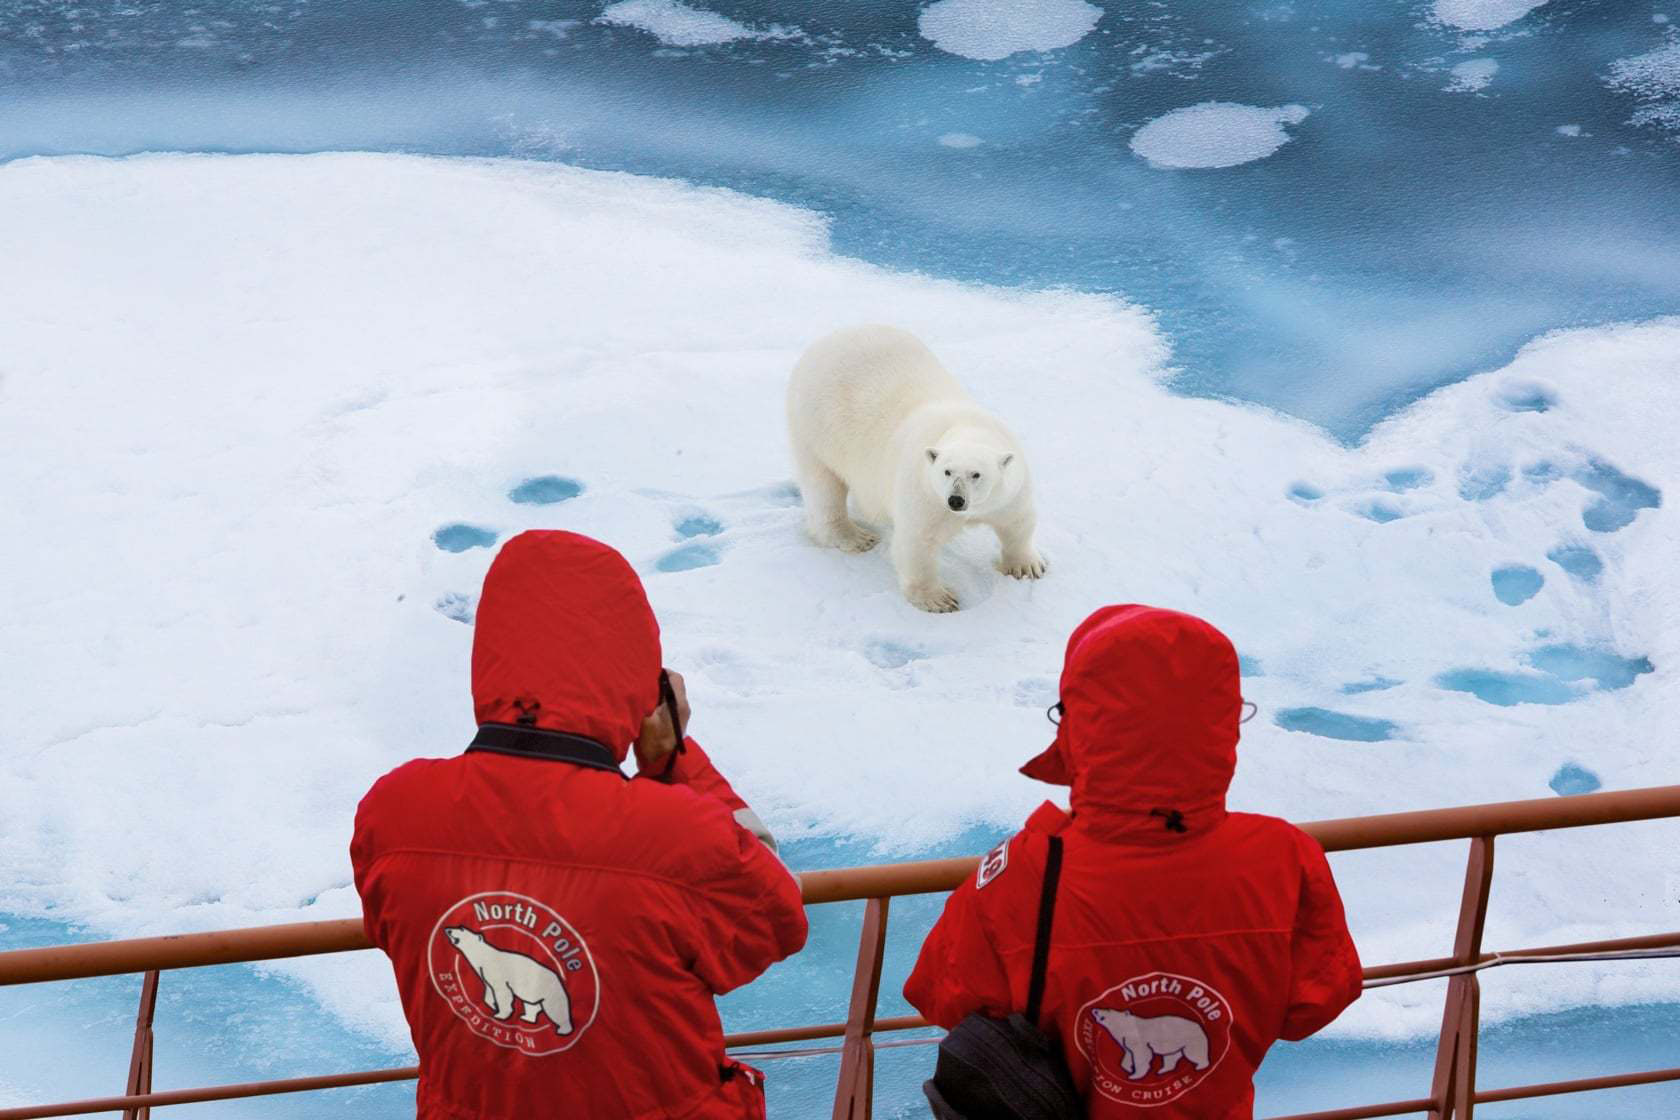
906 605 1362 1119
352 530 806 1120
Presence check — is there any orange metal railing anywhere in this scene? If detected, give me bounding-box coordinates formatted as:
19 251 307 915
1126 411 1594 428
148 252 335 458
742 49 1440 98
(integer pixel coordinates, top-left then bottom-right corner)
2 785 1679 1120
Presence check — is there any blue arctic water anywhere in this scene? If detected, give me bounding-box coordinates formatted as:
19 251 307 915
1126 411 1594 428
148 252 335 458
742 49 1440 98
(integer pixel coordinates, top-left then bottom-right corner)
5 1 1680 439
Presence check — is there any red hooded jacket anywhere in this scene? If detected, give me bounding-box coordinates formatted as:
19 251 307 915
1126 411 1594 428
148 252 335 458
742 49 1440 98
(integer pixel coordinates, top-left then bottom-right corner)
905 606 1361 1118
351 531 808 1120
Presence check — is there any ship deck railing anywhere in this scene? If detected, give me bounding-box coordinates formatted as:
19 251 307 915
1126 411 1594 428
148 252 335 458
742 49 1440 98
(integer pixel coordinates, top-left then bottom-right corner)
2 784 1679 1120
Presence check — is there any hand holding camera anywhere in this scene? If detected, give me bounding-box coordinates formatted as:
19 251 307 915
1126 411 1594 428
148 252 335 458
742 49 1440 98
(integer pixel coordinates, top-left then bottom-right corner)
634 669 691 775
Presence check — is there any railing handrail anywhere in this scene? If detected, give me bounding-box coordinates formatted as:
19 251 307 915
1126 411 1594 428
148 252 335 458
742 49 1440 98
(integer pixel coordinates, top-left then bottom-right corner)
3 783 1677 987
2 783 1679 1120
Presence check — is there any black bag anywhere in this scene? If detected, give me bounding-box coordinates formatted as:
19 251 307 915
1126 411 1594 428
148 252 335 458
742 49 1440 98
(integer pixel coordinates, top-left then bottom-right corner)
923 835 1081 1120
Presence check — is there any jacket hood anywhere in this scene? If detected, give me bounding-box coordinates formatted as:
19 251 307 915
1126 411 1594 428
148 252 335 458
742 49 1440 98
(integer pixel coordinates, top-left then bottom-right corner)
471 530 661 761
1021 605 1241 842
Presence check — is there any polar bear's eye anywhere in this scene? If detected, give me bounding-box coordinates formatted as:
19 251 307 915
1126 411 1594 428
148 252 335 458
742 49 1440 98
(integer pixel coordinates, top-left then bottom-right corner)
970 472 981 480
943 469 951 477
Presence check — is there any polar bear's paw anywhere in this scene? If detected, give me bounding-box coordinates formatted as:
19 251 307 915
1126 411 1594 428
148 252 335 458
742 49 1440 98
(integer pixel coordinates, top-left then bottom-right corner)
905 584 960 613
999 551 1048 580
813 519 880 553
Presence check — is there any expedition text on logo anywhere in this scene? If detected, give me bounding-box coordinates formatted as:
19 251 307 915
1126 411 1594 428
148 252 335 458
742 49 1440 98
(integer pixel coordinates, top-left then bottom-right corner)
1076 971 1233 1107
427 891 600 1056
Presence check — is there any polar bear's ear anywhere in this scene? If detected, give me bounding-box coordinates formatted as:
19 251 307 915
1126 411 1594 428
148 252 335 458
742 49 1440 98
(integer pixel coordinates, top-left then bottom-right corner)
926 448 940 463
999 453 1014 469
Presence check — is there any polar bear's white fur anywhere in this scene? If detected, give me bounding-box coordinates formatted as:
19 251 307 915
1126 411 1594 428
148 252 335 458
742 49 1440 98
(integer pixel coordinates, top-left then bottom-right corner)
445 926 574 1035
1091 1008 1210 1080
786 326 1043 612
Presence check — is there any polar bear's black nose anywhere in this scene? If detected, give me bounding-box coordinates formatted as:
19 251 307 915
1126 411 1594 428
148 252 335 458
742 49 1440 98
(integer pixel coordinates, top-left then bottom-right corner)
947 495 966 511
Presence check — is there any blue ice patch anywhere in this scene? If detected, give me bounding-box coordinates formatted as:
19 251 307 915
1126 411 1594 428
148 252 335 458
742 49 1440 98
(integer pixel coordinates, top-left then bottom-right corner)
655 543 720 572
1274 707 1398 742
507 475 583 505
1546 545 1602 582
1548 763 1602 796
1572 460 1660 533
1435 668 1580 706
1340 677 1402 695
1490 564 1544 606
1287 483 1323 503
1436 644 1651 707
675 513 724 538
1358 500 1404 524
433 523 498 552
1526 644 1653 691
1383 467 1432 492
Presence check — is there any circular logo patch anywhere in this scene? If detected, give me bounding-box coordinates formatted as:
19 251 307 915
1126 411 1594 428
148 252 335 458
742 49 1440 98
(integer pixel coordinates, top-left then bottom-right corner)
1076 972 1233 1107
427 891 600 1056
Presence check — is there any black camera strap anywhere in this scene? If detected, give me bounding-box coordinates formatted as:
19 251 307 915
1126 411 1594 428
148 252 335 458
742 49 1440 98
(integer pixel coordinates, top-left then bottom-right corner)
466 723 626 778
653 669 688 782
1024 834 1064 1025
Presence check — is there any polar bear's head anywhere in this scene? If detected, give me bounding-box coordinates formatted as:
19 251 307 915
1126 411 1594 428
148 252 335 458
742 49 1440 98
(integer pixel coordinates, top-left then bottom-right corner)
444 926 486 950
925 443 1017 516
1092 1008 1138 1032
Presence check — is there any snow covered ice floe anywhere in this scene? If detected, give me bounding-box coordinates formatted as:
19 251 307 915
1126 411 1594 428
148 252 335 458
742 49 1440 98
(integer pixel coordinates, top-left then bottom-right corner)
917 0 1103 62
1432 0 1549 33
596 0 802 48
1446 58 1500 93
0 153 1676 1045
1130 102 1311 170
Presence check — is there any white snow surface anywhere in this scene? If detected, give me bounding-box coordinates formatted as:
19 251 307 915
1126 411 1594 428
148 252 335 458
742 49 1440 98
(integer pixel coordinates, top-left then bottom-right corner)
1 153 1677 1045
1130 102 1310 170
1432 0 1548 32
917 0 1103 62
595 0 799 47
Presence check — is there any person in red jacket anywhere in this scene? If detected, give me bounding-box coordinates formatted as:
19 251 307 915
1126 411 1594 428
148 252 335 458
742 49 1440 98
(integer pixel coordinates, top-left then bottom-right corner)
905 605 1362 1118
352 530 808 1120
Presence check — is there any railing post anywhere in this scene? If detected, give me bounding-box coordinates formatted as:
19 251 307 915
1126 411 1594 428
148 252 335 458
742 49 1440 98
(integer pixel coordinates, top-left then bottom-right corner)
123 970 159 1120
832 897 890 1120
1428 836 1494 1120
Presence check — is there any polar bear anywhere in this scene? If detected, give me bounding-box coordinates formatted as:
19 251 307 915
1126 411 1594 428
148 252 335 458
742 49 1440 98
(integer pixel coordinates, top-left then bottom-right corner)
786 326 1044 613
444 926 573 1035
1091 1008 1210 1080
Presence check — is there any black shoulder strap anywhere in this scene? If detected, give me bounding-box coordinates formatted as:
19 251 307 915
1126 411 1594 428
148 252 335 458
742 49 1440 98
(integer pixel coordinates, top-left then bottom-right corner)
466 724 626 778
1024 834 1063 1025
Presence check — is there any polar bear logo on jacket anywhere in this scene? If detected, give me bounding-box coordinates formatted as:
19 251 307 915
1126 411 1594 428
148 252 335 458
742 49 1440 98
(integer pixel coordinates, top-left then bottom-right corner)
445 926 574 1036
1091 1008 1210 1080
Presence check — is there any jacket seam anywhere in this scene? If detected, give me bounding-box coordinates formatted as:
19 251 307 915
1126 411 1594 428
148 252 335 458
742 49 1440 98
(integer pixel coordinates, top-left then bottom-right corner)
1000 926 1294 954
359 845 764 900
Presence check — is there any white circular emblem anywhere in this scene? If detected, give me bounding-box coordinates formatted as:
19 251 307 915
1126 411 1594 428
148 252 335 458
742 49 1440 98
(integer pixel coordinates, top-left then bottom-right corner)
1076 971 1233 1106
427 891 600 1056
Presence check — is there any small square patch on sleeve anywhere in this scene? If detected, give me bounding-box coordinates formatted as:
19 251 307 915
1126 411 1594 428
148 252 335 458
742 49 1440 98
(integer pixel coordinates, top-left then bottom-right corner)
977 838 1010 889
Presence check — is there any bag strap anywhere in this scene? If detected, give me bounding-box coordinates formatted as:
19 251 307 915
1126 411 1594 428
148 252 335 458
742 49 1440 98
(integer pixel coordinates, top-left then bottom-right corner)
1024 834 1063 1025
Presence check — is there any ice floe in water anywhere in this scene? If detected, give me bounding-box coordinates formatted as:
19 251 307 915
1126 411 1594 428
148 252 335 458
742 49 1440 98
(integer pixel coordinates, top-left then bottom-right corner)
1 154 1676 1049
595 0 800 47
917 0 1103 62
1446 59 1500 93
1432 0 1548 32
937 132 983 149
1130 103 1310 170
1605 32 1680 134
